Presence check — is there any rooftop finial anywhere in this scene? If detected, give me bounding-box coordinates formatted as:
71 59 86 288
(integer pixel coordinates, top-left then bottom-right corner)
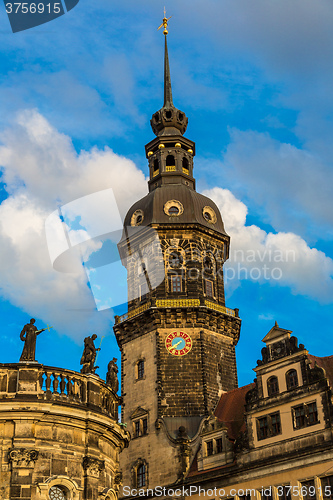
157 7 172 35
158 8 173 107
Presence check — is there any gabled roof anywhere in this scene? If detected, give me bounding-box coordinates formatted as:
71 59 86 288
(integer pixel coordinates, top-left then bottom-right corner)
214 383 255 441
308 354 333 387
262 322 292 344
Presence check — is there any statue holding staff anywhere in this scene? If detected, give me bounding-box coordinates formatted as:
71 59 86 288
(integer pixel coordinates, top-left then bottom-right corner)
19 318 52 362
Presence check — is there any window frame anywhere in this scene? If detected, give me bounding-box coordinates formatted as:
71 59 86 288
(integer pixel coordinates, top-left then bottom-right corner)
286 369 299 390
137 464 146 488
170 274 182 293
205 279 214 298
267 375 280 396
137 360 144 380
292 401 319 429
257 411 282 440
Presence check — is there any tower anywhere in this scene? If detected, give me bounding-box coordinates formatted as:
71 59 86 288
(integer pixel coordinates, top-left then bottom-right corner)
114 17 241 489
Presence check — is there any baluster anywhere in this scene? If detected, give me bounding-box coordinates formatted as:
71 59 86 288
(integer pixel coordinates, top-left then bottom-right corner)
77 380 82 402
67 376 73 398
38 372 44 391
60 374 66 395
45 372 52 392
52 373 59 394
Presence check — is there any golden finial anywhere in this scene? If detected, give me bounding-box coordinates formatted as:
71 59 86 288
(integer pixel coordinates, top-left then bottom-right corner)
157 7 172 35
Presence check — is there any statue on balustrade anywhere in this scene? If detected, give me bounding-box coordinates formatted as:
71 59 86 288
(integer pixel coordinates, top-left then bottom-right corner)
80 334 100 374
106 358 119 393
19 318 46 362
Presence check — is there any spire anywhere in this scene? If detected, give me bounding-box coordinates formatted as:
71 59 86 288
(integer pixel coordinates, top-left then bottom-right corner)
151 11 188 137
164 35 173 107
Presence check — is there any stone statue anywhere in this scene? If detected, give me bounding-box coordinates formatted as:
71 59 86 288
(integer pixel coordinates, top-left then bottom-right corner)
106 358 119 393
19 318 46 362
80 334 100 374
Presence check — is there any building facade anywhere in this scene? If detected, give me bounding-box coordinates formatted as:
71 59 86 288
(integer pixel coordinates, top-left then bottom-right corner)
114 21 333 500
0 362 129 500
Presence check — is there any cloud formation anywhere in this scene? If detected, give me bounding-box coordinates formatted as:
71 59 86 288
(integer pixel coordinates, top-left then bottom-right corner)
203 187 333 303
0 111 331 343
222 128 333 239
0 110 147 340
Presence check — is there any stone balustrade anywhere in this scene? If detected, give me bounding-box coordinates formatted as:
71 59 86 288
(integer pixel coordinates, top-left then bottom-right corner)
0 363 119 420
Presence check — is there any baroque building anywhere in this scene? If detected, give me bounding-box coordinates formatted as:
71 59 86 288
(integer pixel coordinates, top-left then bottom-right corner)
0 332 130 499
113 17 333 500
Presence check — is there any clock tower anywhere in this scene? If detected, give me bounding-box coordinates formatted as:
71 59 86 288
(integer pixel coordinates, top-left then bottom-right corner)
114 17 241 489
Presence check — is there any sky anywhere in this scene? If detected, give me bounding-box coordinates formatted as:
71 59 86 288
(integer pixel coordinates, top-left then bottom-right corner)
0 0 332 388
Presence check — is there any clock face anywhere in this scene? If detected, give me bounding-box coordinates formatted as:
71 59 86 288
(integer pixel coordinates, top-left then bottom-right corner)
165 331 192 356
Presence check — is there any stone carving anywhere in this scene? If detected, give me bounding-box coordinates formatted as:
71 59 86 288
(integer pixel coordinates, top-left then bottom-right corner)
83 456 105 478
8 448 39 468
176 426 191 482
19 318 46 362
80 334 100 374
245 379 258 405
307 361 326 383
114 471 123 491
234 429 249 452
106 358 119 393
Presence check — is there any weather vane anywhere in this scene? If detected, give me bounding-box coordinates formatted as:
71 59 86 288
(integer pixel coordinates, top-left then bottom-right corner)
157 7 172 35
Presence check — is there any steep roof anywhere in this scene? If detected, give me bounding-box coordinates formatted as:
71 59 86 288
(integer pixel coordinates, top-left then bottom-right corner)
308 354 333 387
214 383 255 440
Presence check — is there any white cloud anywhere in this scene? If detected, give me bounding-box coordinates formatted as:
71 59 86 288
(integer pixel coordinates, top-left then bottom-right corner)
223 129 333 238
203 187 333 303
0 110 148 340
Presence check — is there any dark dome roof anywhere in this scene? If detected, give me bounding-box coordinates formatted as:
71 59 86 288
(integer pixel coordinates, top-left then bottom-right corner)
122 184 228 237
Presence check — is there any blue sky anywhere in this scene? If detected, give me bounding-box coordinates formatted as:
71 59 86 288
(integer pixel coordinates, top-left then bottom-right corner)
0 0 332 388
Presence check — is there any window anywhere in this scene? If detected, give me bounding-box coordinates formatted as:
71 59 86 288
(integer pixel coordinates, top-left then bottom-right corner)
301 480 316 500
292 402 318 429
257 412 282 440
307 402 318 424
137 464 146 488
203 256 213 273
321 476 333 499
142 418 148 435
206 440 213 456
49 486 67 500
286 369 299 390
258 416 269 440
135 421 140 438
204 279 214 297
169 251 183 268
137 360 144 380
166 154 175 167
216 437 223 453
270 412 281 436
168 205 179 215
171 275 182 293
153 159 159 172
267 376 279 396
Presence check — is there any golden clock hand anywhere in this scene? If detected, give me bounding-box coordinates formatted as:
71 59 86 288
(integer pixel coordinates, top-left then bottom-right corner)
169 340 182 351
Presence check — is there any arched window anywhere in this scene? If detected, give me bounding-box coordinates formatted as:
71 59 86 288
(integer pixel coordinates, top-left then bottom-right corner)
137 464 146 488
286 369 298 390
203 256 213 274
153 159 159 172
166 155 175 166
169 251 183 268
137 360 144 380
182 157 189 173
267 376 279 396
49 486 68 500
